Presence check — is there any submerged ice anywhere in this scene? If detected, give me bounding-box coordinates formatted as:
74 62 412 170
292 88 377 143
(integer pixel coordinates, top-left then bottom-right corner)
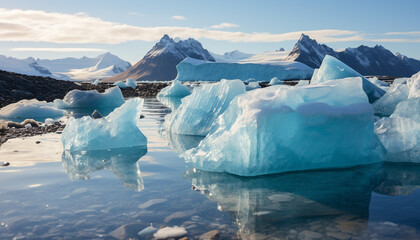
164 79 245 136
311 55 386 103
54 87 125 109
62 98 147 151
185 78 384 176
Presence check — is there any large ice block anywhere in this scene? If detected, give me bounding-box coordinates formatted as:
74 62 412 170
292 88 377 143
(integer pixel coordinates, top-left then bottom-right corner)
176 57 313 82
164 79 246 136
54 87 125 109
407 71 420 98
62 98 147 151
185 77 384 176
157 79 191 98
373 83 409 116
0 99 66 120
311 55 386 103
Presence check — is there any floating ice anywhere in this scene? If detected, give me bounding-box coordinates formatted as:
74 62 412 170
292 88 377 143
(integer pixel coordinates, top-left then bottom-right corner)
91 79 100 85
138 225 158 237
113 81 127 88
311 55 386 103
246 81 261 91
0 99 66 120
269 77 283 86
125 78 137 89
176 57 313 81
54 87 125 109
164 79 246 136
157 79 191 98
373 83 409 116
185 77 384 176
368 77 388 88
407 71 420 98
296 80 310 87
61 98 147 151
153 226 187 239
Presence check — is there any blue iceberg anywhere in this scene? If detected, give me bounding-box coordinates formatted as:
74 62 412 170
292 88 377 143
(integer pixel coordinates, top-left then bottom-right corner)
54 87 125 109
113 78 137 89
311 55 386 103
157 79 191 98
176 57 313 82
373 83 409 116
164 79 245 136
62 98 147 151
185 78 384 176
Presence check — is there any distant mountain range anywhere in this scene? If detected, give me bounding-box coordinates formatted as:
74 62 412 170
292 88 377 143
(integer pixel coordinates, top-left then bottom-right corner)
0 52 131 81
104 34 215 82
284 34 420 77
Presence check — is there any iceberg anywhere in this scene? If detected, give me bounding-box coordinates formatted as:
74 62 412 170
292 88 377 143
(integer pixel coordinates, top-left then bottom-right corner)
185 77 384 176
91 79 100 85
407 71 420 98
368 77 389 88
296 80 309 87
157 79 191 98
268 77 283 86
54 87 125 109
125 78 137 89
164 79 246 136
373 83 409 116
246 81 261 91
0 99 66 120
176 57 313 82
113 81 127 88
62 98 147 151
311 55 386 103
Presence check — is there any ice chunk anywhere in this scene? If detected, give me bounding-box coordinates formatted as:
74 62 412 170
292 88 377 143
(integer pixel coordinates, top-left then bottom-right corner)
113 81 127 88
176 57 313 81
185 78 384 176
269 77 283 86
164 80 246 136
62 98 147 151
246 81 261 91
157 79 191 98
373 83 409 116
392 98 420 122
0 99 66 120
62 147 147 191
91 79 100 85
368 77 388 87
54 87 125 109
296 80 310 87
125 78 137 89
407 71 420 98
153 226 187 239
311 55 386 103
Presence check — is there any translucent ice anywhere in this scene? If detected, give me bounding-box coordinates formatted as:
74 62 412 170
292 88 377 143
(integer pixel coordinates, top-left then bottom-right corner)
246 81 261 91
125 78 137 89
373 83 409 116
296 80 310 87
0 99 66 120
185 78 384 176
368 77 388 88
269 77 283 86
157 96 183 110
62 98 147 151
113 81 128 88
54 87 125 109
311 55 386 103
407 71 420 98
157 79 191 98
164 79 246 136
176 57 313 81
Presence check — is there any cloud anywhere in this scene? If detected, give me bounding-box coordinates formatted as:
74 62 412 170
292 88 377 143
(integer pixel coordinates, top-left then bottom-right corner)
0 8 418 45
10 47 107 52
385 31 420 36
171 15 186 20
210 22 239 29
128 12 144 16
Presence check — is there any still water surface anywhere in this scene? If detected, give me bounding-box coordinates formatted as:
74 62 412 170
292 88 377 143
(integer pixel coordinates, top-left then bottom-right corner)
0 98 420 239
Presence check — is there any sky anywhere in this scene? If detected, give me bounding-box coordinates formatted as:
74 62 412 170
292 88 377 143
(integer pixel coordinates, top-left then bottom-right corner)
0 0 419 63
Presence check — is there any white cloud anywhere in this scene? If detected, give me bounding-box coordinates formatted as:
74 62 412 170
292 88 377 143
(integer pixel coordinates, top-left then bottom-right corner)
0 8 418 45
10 47 107 52
171 15 186 20
128 12 143 16
385 31 420 36
210 22 239 29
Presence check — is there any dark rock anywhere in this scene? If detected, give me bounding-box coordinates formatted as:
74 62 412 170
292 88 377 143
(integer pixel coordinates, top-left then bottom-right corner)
36 141 41 144
199 230 220 240
91 110 103 119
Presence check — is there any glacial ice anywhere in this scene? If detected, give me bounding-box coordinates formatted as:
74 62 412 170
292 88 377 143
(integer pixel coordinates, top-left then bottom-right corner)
246 81 261 91
185 77 384 176
269 77 283 86
368 77 388 88
54 87 125 109
157 79 191 98
373 83 409 116
311 55 386 103
113 78 137 89
407 71 420 98
114 81 127 88
164 79 246 136
0 99 66 120
91 79 100 85
176 57 313 81
296 80 310 87
61 98 147 151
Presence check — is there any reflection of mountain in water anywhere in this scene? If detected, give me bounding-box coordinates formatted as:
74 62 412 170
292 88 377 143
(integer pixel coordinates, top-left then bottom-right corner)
187 164 385 239
374 163 420 196
62 147 147 191
157 96 183 110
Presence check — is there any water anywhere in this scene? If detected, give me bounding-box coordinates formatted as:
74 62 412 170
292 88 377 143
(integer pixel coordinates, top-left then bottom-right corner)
0 98 420 239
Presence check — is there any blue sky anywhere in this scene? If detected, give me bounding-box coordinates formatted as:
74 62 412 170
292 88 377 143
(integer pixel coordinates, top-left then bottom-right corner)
0 0 419 63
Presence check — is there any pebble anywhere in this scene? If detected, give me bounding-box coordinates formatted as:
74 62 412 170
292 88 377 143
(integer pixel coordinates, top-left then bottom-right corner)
199 230 220 240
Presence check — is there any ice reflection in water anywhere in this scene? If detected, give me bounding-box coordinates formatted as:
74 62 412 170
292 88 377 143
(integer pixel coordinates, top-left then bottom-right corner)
157 96 183 110
374 162 420 196
62 147 147 191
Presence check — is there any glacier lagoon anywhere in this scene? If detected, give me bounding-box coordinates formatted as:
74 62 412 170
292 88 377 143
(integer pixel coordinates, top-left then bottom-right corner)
1 98 420 239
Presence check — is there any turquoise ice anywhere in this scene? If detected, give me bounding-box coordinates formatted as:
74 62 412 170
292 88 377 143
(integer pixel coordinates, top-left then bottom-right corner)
54 87 125 109
157 79 191 98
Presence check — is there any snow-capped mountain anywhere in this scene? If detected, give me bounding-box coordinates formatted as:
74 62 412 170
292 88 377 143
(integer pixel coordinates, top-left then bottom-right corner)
0 52 131 81
105 34 215 82
211 50 254 63
285 34 420 77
